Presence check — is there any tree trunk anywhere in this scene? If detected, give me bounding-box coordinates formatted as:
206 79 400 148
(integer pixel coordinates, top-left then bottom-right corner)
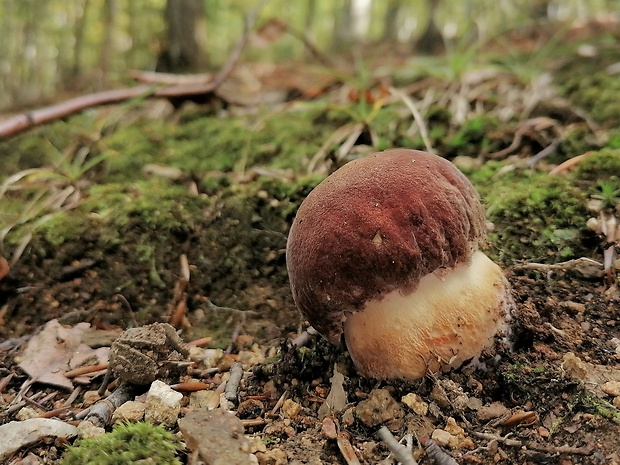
416 0 444 54
332 0 354 51
383 0 404 41
156 0 206 73
73 0 90 77
99 0 115 86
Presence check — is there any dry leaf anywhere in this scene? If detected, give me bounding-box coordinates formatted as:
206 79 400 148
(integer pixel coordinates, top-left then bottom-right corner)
17 320 100 390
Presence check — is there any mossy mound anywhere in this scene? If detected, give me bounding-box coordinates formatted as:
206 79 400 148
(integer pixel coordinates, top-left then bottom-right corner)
60 422 182 465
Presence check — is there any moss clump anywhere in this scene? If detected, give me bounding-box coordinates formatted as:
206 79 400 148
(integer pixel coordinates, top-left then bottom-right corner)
465 165 590 264
60 422 182 465
560 71 620 127
573 148 620 183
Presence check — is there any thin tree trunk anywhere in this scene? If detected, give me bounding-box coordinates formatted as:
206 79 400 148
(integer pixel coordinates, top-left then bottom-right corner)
73 0 90 77
157 0 206 73
99 0 116 86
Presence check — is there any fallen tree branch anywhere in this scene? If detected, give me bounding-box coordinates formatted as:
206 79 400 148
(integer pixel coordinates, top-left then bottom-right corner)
0 0 266 140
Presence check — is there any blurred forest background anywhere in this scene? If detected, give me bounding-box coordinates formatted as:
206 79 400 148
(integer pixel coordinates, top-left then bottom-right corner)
1 0 618 111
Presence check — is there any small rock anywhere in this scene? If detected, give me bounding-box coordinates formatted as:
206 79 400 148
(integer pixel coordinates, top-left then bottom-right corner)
444 417 465 436
15 407 40 421
601 381 620 397
189 390 220 409
248 435 267 454
431 429 457 448
613 397 620 408
401 393 429 416
430 383 451 408
355 388 404 428
256 448 288 465
562 352 588 380
282 399 302 419
321 417 338 440
112 400 145 423
453 393 470 412
76 420 105 439
477 402 510 421
0 418 77 461
264 419 296 438
179 409 252 465
145 380 183 427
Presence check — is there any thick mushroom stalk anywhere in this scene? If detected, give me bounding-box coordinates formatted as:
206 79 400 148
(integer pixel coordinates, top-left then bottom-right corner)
286 149 513 380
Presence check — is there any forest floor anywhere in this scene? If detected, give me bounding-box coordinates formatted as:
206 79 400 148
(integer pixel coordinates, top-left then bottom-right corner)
1 20 620 465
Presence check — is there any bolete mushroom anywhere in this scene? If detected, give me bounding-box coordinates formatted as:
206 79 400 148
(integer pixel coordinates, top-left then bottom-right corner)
286 149 513 380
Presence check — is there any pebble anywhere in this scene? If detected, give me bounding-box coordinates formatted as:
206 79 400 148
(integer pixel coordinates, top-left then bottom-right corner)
321 417 338 440
355 388 403 428
112 400 145 423
282 399 302 419
256 448 288 465
401 393 428 416
76 420 105 439
189 390 220 409
0 418 77 461
145 380 183 427
15 407 39 421
601 381 620 397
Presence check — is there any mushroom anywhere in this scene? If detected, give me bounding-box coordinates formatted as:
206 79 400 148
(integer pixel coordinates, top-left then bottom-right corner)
286 149 513 380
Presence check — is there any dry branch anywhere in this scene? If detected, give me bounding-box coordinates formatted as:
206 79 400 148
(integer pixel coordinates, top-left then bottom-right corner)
0 1 265 140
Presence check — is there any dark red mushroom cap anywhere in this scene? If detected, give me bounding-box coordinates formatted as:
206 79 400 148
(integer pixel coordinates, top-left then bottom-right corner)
286 149 487 344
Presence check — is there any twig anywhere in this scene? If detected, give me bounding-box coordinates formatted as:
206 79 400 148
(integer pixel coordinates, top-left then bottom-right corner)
268 390 289 417
337 432 362 465
472 432 521 447
526 138 560 167
224 362 244 402
289 326 319 347
65 363 109 378
472 432 593 455
377 426 419 465
389 86 433 153
422 439 459 465
85 382 139 427
0 1 267 140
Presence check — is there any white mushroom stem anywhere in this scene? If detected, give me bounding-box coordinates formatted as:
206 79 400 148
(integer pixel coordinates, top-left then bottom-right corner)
343 250 512 380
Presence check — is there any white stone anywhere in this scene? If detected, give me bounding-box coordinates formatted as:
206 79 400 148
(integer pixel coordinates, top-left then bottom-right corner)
145 380 183 427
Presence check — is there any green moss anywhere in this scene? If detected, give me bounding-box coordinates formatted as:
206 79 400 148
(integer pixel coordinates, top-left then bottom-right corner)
560 70 620 127
465 165 590 264
60 422 182 465
574 148 620 182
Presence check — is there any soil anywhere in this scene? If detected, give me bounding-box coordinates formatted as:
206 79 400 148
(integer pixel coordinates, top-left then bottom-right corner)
1 192 619 464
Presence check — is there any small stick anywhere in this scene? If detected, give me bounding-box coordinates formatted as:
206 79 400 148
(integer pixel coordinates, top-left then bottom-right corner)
268 390 289 417
241 418 267 427
389 86 433 153
422 438 458 465
63 386 82 407
289 326 318 347
0 373 14 393
187 337 213 348
65 363 109 378
171 381 217 392
336 432 362 465
377 426 419 465
224 362 244 402
84 382 139 427
39 406 71 419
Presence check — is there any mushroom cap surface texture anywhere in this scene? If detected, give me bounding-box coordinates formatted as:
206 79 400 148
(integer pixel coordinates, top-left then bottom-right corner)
286 149 512 380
